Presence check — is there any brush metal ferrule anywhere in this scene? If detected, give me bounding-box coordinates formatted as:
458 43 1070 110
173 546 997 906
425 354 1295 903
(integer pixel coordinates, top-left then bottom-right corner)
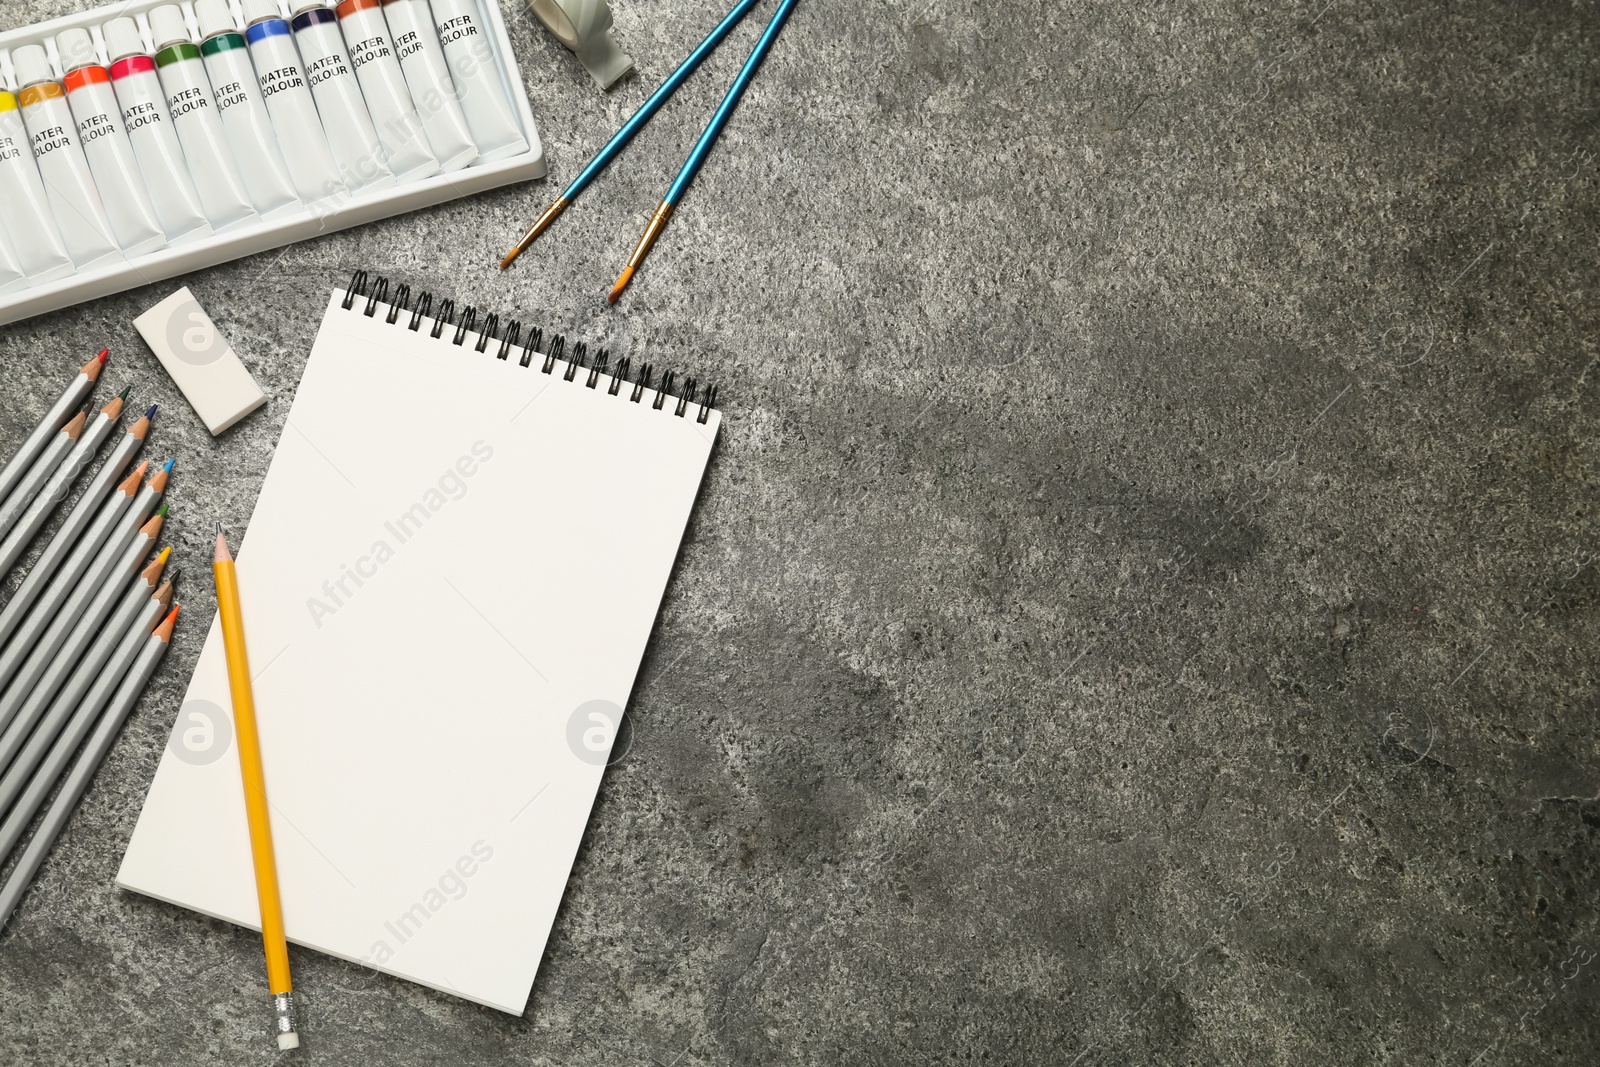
503 197 570 266
624 201 676 270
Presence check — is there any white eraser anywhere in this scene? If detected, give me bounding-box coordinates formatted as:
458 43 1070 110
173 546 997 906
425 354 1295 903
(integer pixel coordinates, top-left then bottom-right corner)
277 1031 300 1050
134 287 267 435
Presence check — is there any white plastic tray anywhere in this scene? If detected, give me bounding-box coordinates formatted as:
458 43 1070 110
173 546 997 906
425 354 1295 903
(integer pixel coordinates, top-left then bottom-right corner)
0 0 544 326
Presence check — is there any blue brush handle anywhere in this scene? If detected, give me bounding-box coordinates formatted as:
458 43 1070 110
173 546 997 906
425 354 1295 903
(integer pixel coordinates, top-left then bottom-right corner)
665 0 800 206
562 0 767 201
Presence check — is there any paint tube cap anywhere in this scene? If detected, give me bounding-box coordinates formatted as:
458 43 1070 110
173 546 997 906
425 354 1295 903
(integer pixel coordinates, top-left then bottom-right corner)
103 18 147 61
241 0 287 24
148 6 193 48
9 45 53 87
195 0 239 39
55 29 98 72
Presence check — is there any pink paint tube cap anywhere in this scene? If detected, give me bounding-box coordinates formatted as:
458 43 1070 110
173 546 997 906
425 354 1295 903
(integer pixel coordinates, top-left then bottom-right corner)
103 17 147 61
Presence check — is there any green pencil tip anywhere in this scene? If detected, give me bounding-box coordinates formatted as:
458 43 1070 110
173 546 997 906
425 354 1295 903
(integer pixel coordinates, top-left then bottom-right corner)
156 502 169 518
117 385 131 401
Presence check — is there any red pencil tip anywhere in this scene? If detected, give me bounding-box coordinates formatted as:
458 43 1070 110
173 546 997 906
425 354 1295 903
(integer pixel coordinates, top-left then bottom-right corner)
98 349 109 363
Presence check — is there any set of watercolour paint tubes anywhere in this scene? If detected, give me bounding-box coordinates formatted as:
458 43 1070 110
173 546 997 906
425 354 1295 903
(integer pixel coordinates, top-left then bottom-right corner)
0 0 544 325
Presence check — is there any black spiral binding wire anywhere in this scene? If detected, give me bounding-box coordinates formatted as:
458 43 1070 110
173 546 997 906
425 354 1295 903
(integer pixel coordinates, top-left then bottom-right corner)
343 271 718 423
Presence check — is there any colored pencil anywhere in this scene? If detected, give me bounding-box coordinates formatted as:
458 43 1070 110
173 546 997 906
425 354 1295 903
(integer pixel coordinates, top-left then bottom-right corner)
0 464 166 701
0 456 149 654
499 0 766 269
0 350 105 505
608 0 799 302
0 390 132 576
0 506 165 739
0 568 174 839
214 523 300 1051
0 547 171 791
0 403 90 542
0 606 176 933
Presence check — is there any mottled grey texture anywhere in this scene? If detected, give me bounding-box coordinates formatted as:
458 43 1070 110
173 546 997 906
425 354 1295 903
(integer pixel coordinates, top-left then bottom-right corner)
0 0 1597 1063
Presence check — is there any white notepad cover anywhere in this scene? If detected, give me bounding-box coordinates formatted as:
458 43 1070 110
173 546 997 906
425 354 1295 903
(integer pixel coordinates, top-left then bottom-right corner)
118 288 719 1013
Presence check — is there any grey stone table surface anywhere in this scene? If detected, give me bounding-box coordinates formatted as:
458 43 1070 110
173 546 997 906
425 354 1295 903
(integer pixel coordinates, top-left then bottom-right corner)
0 0 1596 1063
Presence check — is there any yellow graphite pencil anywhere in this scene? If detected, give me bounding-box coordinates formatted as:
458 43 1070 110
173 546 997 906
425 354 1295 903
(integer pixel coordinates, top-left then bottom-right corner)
213 521 299 1050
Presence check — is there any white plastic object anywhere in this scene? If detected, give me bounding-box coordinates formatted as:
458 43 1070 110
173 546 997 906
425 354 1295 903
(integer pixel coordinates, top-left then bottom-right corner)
0 89 76 282
101 15 215 244
333 0 443 181
192 0 303 217
54 27 169 257
0 0 543 326
288 3 394 192
529 0 633 89
378 0 478 171
429 0 528 161
133 286 267 434
9 44 124 269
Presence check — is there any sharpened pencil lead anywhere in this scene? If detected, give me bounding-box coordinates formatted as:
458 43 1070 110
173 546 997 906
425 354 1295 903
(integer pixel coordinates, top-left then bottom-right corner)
117 385 131 401
156 502 168 518
98 349 108 364
162 457 174 473
146 403 158 420
215 520 223 537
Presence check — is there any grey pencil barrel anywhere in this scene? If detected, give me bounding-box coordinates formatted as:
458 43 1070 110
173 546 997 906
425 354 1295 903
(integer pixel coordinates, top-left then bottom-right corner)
0 563 162 798
0 430 76 544
0 505 159 734
0 482 158 696
0 411 121 576
0 626 169 932
0 433 146 651
0 365 96 506
0 593 163 856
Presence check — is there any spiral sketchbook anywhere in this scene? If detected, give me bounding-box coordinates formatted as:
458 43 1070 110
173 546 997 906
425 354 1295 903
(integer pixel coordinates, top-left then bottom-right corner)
117 275 720 1014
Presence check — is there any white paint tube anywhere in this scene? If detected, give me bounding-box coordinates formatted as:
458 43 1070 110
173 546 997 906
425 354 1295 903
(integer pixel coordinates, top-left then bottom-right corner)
240 0 348 206
377 0 476 170
0 227 28 295
334 0 441 180
9 45 123 270
193 0 302 218
54 29 168 257
289 4 394 191
0 89 76 282
428 0 526 161
146 5 259 232
102 17 215 243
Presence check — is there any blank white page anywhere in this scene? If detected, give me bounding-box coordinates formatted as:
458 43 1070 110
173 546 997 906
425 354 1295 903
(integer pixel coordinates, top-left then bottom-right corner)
118 287 719 1014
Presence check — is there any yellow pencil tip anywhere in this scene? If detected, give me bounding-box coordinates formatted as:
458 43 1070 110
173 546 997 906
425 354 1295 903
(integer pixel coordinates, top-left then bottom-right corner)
608 266 634 304
158 546 171 562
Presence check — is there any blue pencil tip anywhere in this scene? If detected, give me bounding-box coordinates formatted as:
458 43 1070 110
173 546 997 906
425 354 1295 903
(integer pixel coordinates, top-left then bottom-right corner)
145 403 159 419
163 458 175 473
